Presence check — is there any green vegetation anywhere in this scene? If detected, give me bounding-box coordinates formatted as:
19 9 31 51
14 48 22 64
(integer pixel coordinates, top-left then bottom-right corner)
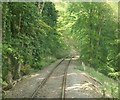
2 2 119 98
55 2 119 98
2 2 66 89
77 64 118 98
56 2 119 79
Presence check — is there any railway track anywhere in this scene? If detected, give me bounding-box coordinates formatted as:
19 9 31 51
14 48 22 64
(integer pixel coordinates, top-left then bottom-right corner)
31 57 72 99
61 58 71 100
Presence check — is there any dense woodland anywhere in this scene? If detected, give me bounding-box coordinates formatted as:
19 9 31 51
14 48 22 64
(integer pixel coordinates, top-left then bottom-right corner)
56 2 119 79
64 2 119 77
2 2 68 89
2 2 120 94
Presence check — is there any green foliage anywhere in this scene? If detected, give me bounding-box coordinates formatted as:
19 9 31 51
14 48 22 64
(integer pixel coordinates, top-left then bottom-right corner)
2 2 66 83
77 64 119 98
66 2 119 78
108 72 120 80
42 2 58 27
2 2 119 94
21 64 32 75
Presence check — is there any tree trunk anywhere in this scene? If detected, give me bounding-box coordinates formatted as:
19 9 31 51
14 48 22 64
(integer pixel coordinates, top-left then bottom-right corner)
89 3 93 67
13 65 21 80
4 57 13 90
12 59 21 80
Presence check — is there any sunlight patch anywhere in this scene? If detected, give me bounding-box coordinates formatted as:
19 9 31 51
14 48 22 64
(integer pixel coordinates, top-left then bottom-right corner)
66 82 99 92
30 74 40 77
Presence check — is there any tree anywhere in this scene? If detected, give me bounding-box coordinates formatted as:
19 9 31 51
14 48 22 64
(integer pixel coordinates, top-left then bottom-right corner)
2 2 65 89
66 2 118 76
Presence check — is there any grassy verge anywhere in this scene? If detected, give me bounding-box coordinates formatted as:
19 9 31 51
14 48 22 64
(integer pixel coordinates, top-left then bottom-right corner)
76 62 119 98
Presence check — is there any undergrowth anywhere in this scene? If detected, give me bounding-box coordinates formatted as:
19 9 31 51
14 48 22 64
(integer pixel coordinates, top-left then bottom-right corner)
77 63 119 98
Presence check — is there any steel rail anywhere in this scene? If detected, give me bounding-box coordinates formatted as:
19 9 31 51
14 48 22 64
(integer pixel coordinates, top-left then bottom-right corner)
31 58 65 98
61 57 72 100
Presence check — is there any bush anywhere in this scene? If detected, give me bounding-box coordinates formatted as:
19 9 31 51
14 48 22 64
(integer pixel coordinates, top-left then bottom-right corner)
21 64 32 76
108 72 120 80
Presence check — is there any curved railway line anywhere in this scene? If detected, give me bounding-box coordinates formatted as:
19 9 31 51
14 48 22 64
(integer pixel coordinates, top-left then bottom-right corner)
4 56 103 99
31 57 72 99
